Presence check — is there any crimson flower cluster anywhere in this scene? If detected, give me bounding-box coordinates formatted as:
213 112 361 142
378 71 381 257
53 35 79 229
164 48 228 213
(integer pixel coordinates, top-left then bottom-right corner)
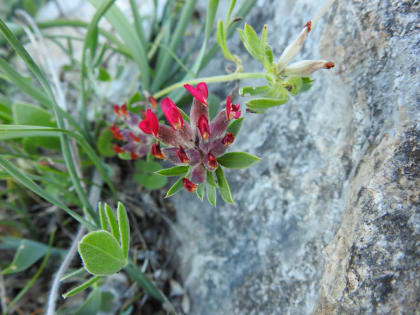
110 82 241 192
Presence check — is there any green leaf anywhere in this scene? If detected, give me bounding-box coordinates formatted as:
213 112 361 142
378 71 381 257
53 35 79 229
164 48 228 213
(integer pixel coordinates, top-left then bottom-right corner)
97 128 116 157
227 117 244 136
62 275 101 299
208 93 220 120
97 67 111 81
78 231 126 276
75 287 102 315
134 160 168 190
215 166 234 204
2 238 47 275
301 77 314 93
217 152 260 169
98 202 108 231
245 96 289 112
165 177 184 198
242 23 263 61
206 176 217 207
156 165 189 176
127 92 142 106
196 183 204 201
206 170 217 187
104 203 120 241
12 103 60 150
240 85 270 97
0 156 96 230
117 202 130 260
124 263 164 302
88 0 150 89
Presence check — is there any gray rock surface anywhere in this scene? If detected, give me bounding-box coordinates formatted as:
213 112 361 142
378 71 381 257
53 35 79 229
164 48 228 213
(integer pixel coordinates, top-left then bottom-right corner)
171 0 420 314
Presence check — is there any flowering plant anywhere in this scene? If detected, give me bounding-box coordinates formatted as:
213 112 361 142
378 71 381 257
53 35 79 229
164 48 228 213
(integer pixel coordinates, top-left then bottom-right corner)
111 82 259 205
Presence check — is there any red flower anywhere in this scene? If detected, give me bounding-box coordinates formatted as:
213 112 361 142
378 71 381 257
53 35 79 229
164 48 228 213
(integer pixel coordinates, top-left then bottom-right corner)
184 82 208 106
139 109 159 137
225 96 241 120
151 143 165 159
110 125 124 140
197 115 210 140
177 147 190 164
183 178 198 192
113 144 124 154
222 132 235 147
207 153 218 170
161 97 183 130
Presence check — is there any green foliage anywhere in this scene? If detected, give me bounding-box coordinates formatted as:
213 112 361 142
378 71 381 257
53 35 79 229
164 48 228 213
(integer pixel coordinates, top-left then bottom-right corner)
215 166 233 204
217 152 260 169
97 128 116 157
133 160 168 190
78 231 126 276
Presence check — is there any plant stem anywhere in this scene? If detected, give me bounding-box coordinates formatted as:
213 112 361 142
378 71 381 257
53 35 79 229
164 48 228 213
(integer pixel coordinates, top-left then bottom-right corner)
153 72 268 99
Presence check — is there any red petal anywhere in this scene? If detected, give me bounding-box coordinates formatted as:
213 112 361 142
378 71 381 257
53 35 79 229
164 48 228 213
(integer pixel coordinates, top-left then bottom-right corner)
226 96 231 120
184 84 207 106
113 105 121 117
161 97 183 130
113 144 124 154
197 82 208 100
222 132 235 146
138 109 159 137
121 104 128 116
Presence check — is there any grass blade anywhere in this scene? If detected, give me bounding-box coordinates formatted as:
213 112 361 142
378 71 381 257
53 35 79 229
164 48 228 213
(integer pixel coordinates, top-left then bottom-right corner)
117 202 130 260
88 0 150 90
62 275 101 299
151 0 197 92
0 156 96 230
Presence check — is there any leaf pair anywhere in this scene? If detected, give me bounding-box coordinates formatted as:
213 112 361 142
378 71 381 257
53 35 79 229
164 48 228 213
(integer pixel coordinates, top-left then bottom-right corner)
78 202 130 276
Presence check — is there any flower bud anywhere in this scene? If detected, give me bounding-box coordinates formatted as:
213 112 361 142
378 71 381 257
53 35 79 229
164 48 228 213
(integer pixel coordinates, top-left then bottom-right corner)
222 132 235 146
284 60 335 76
207 153 218 170
113 144 124 154
198 115 210 140
182 178 198 192
110 125 124 140
177 147 190 164
151 143 165 159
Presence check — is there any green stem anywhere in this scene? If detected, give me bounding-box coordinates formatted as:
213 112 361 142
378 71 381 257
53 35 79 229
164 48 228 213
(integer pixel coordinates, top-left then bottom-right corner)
153 72 268 99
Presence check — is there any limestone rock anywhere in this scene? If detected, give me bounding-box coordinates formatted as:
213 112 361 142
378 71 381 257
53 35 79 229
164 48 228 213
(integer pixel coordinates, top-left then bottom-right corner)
171 0 419 314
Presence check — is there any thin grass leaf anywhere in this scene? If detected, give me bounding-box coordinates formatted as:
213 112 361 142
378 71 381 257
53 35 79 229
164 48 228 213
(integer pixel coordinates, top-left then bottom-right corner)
104 204 119 241
88 0 150 90
129 0 147 48
98 202 108 231
60 267 85 281
117 202 130 260
124 262 164 302
169 0 219 101
4 229 56 315
0 156 96 230
62 276 101 299
151 0 197 92
0 19 97 224
0 125 116 198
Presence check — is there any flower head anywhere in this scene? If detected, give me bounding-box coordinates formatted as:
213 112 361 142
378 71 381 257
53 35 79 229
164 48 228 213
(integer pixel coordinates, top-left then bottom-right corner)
151 142 165 159
184 82 208 106
161 97 183 130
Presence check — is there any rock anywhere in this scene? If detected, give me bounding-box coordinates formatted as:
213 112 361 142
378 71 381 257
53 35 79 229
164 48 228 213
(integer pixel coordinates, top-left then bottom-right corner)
171 0 419 314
